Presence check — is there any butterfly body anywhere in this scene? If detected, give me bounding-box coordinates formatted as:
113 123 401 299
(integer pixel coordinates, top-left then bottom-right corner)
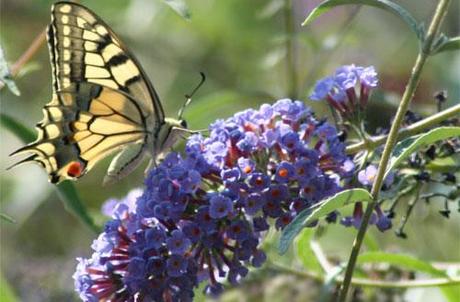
9 2 189 184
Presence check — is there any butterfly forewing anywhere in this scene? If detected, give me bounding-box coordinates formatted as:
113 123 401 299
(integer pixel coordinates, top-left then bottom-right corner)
49 2 162 120
10 2 168 183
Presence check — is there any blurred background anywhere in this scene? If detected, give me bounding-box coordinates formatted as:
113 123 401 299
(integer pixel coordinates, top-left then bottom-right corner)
1 0 459 301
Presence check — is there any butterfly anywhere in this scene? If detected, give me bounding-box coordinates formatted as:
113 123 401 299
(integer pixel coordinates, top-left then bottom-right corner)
9 1 201 185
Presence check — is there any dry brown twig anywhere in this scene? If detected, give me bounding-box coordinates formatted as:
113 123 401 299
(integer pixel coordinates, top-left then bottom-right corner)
0 28 47 90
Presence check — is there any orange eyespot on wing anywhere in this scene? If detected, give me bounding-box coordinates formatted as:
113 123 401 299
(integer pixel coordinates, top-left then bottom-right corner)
67 161 85 178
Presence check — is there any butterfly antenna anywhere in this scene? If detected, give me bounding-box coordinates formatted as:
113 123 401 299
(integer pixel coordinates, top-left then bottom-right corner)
178 72 206 119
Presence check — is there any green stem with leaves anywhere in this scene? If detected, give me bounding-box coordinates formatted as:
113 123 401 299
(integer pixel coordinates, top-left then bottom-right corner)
338 0 452 301
346 102 460 154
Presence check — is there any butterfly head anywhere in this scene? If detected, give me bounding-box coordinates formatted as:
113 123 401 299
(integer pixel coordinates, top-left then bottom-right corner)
164 117 187 130
179 119 188 129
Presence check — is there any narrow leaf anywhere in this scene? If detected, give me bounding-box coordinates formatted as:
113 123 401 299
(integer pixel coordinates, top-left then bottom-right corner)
363 233 379 252
296 228 323 272
358 252 447 277
434 36 460 54
0 212 16 224
192 282 207 302
0 45 20 96
0 270 18 302
358 252 460 301
0 113 35 142
279 188 373 254
385 127 460 179
431 33 449 53
318 264 346 302
441 286 460 302
57 182 100 233
426 155 460 173
1 113 99 233
162 0 191 20
302 0 420 40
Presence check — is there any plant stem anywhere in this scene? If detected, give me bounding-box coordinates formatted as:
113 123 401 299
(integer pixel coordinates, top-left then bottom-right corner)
310 240 334 273
269 262 460 289
346 103 460 154
0 29 47 90
10 29 47 76
284 0 298 99
338 1 452 301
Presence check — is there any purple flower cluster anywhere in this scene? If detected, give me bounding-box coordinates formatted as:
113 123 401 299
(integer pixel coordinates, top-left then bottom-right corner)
340 201 392 232
74 186 203 302
73 99 353 301
310 65 378 116
340 164 393 232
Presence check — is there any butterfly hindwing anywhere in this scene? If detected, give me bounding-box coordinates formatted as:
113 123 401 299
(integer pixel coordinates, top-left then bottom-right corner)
10 83 148 183
103 142 148 186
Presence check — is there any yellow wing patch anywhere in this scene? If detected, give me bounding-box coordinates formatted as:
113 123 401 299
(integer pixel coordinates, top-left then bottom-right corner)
9 2 171 184
48 2 158 118
10 83 147 183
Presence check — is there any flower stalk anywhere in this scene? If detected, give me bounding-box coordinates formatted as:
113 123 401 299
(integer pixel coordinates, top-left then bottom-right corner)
338 1 453 301
0 29 46 90
346 102 460 154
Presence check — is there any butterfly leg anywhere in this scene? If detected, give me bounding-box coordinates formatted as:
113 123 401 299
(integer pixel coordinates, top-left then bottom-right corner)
176 128 208 135
145 158 156 175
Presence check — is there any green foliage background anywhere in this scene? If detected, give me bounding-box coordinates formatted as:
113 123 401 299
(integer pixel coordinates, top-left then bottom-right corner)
0 0 459 301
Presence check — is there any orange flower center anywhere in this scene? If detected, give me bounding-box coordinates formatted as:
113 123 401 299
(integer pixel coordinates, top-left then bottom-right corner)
278 168 289 178
271 189 280 197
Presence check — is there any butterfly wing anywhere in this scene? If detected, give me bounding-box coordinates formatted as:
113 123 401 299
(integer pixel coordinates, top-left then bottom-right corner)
48 2 165 122
10 2 164 183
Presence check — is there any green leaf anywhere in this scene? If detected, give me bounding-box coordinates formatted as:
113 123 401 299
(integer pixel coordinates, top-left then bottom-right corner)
0 113 35 142
162 0 191 20
385 127 460 179
426 155 460 173
192 281 207 302
302 0 420 40
0 270 18 302
358 252 460 301
0 45 20 96
56 182 100 233
434 36 460 54
296 228 323 272
363 233 379 252
431 33 449 53
441 286 460 302
416 22 426 42
1 113 99 233
318 264 346 302
0 212 16 224
279 188 373 254
358 252 447 277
